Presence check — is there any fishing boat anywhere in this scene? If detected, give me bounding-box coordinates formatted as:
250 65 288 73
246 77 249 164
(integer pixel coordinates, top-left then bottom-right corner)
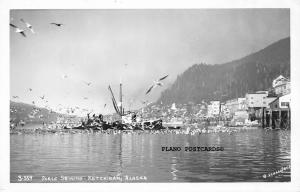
108 82 166 130
163 118 184 129
67 79 167 131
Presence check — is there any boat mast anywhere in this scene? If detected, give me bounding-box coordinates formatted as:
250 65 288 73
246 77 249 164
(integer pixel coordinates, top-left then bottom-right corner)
119 81 123 116
108 85 121 116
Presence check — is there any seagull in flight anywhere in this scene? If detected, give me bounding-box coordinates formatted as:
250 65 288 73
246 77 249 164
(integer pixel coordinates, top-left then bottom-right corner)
141 100 152 106
50 23 64 27
10 23 26 37
20 19 35 34
145 75 169 95
84 81 92 86
40 95 45 100
62 74 68 79
12 96 19 99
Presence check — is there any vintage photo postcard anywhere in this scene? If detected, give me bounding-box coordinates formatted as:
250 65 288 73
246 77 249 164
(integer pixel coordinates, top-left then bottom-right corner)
1 0 300 192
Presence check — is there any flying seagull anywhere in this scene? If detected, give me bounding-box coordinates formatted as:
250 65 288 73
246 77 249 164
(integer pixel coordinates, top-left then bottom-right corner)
141 100 152 106
12 96 19 99
145 75 169 95
62 74 68 79
40 95 45 100
10 23 26 37
84 81 92 86
50 23 64 27
20 19 35 34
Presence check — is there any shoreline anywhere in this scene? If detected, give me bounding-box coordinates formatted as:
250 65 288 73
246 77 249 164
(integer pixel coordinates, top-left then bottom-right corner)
10 124 267 135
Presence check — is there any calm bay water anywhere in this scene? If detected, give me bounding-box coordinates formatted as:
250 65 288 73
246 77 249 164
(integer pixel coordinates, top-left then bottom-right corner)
10 128 290 182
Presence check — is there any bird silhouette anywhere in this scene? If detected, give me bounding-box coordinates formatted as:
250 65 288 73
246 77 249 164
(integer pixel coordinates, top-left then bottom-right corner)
20 19 35 34
159 75 168 81
10 23 26 37
84 81 92 86
62 74 68 79
50 23 64 27
145 75 169 94
40 95 45 100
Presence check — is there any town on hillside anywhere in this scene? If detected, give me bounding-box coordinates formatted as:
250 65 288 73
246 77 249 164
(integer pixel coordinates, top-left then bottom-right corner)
133 74 290 129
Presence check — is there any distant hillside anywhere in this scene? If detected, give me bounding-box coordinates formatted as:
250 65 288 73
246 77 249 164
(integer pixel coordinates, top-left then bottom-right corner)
158 37 290 104
10 101 67 124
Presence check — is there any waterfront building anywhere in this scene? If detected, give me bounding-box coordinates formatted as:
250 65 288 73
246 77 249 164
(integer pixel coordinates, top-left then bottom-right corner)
231 110 249 126
245 91 277 121
245 91 268 108
265 93 290 129
225 98 247 117
171 103 177 110
225 98 238 117
238 98 247 110
220 103 230 117
272 75 290 96
210 101 220 116
207 104 213 117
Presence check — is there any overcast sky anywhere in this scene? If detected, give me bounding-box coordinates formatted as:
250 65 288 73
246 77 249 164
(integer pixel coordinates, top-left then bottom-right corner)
10 9 290 115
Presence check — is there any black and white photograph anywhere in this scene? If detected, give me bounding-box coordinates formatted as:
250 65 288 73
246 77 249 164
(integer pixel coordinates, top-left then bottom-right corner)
1 0 300 191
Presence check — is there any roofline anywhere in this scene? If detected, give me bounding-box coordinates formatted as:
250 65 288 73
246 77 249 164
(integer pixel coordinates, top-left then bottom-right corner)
246 92 268 95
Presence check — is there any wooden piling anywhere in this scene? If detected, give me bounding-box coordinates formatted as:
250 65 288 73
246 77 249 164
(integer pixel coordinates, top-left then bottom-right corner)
279 110 282 128
262 107 265 128
270 110 273 129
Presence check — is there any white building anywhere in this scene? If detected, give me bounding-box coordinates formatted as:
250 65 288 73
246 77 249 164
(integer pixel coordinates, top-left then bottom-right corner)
268 93 290 113
209 101 220 116
245 91 277 120
207 104 213 117
245 92 269 108
171 103 177 110
272 75 290 96
225 98 247 117
278 93 291 109
238 98 247 110
225 98 238 111
221 104 230 117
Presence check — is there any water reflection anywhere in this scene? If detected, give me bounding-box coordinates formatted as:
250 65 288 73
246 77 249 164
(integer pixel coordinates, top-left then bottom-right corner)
10 128 290 182
171 156 178 181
